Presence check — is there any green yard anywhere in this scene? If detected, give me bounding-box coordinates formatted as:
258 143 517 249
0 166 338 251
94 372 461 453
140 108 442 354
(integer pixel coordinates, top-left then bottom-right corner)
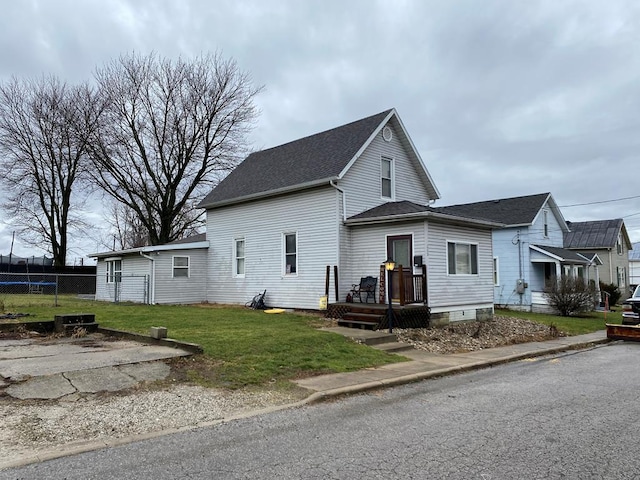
0 295 405 388
1 295 615 389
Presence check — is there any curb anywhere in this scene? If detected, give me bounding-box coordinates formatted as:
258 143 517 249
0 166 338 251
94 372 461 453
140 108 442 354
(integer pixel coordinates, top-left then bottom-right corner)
96 327 204 354
0 337 610 471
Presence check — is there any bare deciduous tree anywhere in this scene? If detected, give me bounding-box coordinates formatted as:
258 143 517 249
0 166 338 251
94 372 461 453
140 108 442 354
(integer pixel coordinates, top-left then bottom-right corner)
0 76 99 267
543 275 597 316
89 52 262 245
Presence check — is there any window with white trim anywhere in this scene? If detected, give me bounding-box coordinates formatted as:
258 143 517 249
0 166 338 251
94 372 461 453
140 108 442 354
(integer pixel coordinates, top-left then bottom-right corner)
493 257 499 286
284 232 297 275
234 238 245 277
617 233 623 255
172 256 190 278
447 242 478 275
381 156 393 199
106 259 122 284
543 210 549 237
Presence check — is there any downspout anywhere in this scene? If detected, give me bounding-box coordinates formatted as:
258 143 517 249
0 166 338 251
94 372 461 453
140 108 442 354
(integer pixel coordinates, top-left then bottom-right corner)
330 180 346 221
140 251 155 305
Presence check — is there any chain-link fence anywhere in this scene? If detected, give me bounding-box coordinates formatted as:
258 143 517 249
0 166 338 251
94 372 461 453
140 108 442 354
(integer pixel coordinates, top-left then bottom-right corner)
0 272 97 306
1 272 151 305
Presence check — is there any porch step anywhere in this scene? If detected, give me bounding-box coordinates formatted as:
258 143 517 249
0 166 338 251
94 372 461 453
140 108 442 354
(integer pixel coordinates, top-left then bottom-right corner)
337 319 379 330
371 341 415 353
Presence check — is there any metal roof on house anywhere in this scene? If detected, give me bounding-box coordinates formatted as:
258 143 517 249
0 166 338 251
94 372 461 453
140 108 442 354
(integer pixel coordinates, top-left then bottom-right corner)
433 193 553 226
198 109 393 208
630 242 640 260
564 219 628 249
531 244 590 264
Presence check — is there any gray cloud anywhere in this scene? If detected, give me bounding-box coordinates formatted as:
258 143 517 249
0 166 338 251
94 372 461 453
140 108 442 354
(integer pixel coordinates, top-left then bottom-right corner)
1 0 639 259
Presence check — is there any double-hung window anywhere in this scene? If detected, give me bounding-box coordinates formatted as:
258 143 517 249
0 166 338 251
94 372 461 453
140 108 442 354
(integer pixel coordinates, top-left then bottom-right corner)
106 259 122 284
543 210 549 237
493 257 499 286
447 242 478 275
284 232 297 275
234 238 245 277
381 156 393 199
172 256 190 278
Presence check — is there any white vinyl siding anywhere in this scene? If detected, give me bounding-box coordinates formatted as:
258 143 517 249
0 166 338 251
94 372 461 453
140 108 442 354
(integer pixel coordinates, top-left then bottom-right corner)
154 248 208 304
339 122 433 217
427 223 494 308
172 256 190 278
206 187 339 309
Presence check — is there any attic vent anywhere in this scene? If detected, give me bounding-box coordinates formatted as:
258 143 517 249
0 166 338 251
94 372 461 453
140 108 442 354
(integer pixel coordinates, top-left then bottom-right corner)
382 126 393 142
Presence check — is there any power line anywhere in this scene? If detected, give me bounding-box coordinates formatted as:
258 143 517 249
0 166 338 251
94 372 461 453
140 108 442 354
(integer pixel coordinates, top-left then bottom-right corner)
560 195 640 208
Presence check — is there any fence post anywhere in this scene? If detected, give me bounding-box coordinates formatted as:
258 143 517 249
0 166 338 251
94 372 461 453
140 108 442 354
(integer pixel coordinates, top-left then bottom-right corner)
55 274 59 307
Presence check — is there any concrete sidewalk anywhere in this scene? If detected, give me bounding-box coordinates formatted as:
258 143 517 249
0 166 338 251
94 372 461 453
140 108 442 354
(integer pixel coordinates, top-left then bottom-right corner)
295 329 610 397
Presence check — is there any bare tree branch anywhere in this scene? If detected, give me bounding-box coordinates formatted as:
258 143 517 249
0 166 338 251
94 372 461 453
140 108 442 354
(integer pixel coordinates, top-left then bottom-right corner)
89 52 262 245
0 76 99 267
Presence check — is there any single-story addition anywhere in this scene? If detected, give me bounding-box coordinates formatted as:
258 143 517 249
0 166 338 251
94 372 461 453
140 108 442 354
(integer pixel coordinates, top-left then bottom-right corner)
90 109 502 325
89 234 208 304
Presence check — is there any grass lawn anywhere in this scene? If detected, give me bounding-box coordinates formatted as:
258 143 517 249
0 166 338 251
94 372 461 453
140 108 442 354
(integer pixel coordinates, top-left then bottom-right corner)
0 294 405 389
496 307 618 335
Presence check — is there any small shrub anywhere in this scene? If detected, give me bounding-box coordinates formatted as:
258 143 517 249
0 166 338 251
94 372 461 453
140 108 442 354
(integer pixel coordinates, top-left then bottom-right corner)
599 282 622 306
543 275 597 317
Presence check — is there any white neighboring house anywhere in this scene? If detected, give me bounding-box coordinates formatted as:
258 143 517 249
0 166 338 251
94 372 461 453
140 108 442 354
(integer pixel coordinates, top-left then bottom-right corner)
89 234 208 304
89 109 502 323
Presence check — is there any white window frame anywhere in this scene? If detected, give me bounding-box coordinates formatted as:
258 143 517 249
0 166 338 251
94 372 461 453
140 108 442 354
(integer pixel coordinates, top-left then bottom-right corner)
493 257 500 286
617 233 623 255
447 241 479 275
283 232 298 276
172 256 190 278
106 259 122 284
380 156 394 200
234 238 245 277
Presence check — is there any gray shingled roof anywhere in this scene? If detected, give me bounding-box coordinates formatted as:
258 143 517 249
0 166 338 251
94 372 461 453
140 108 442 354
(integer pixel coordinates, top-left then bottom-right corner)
564 219 624 249
433 193 551 226
166 233 206 245
198 109 393 208
347 200 433 220
532 244 590 263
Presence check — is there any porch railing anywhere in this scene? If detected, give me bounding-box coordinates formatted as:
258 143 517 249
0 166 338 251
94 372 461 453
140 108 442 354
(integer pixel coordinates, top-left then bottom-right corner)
379 264 427 306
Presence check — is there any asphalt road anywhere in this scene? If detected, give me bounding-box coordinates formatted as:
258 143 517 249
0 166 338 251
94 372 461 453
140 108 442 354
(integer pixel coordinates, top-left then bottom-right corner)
2 341 639 479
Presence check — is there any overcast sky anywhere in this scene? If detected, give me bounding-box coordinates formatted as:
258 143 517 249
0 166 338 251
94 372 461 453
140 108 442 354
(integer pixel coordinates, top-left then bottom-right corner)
1 0 639 261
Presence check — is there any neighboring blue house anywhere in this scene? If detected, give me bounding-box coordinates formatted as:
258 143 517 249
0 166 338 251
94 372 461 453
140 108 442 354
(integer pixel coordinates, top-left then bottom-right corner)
437 193 599 312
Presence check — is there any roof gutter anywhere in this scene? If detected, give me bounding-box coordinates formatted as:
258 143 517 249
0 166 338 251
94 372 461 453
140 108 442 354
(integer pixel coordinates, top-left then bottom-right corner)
198 178 337 210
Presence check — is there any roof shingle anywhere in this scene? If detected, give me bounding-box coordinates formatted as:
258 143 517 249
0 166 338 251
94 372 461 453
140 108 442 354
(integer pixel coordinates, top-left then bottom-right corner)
198 109 392 208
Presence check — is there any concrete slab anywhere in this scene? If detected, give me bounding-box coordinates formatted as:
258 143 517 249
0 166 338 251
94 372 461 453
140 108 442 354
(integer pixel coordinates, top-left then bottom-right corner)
118 362 171 382
0 344 190 378
6 374 76 400
65 367 138 393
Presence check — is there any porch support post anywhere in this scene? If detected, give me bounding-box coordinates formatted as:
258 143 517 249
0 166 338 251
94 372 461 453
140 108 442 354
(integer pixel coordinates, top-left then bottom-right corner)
333 265 339 303
398 264 405 306
422 265 427 305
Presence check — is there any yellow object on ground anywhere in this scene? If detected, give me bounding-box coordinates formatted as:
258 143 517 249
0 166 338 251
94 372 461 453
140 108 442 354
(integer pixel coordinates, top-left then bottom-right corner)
264 308 285 314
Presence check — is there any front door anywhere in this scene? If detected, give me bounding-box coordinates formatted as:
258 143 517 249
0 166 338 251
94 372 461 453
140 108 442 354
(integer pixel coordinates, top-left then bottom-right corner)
386 235 413 301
